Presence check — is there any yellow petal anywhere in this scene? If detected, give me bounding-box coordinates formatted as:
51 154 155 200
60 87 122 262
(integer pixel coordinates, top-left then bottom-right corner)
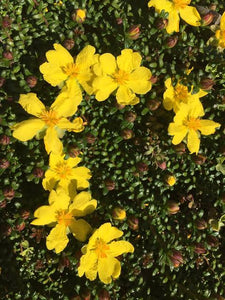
99 53 117 75
168 123 188 144
109 241 134 257
187 129 200 154
69 191 97 217
93 76 118 101
70 117 84 133
189 101 204 118
66 156 81 168
78 251 98 280
148 0 172 12
19 93 45 117
166 10 180 34
31 205 56 225
163 81 175 111
42 169 58 191
47 44 73 66
12 119 45 141
75 45 96 69
49 189 70 210
44 127 63 154
179 6 201 27
71 166 92 189
117 49 141 73
128 67 152 94
198 120 220 135
220 12 225 31
57 118 82 132
116 86 139 105
46 224 69 253
40 62 68 86
69 218 92 241
98 257 121 284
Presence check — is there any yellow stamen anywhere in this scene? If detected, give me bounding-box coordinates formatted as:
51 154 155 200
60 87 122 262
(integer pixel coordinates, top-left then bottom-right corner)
93 238 110 258
40 109 59 127
113 69 130 85
184 117 201 131
57 210 73 226
62 62 79 78
174 83 189 103
54 162 72 179
173 0 190 9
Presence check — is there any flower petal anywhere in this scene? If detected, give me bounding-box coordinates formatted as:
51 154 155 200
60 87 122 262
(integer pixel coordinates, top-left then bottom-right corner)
42 169 58 191
116 86 139 105
128 67 152 94
18 93 45 117
163 80 175 111
78 251 98 280
69 191 97 217
44 127 63 154
69 218 92 241
109 241 134 257
117 49 142 73
168 123 188 145
98 53 117 75
75 45 96 69
148 0 172 12
49 189 70 210
98 256 121 284
166 10 180 34
220 12 225 31
31 205 56 225
46 224 69 253
71 166 92 189
179 6 201 27
198 120 220 135
93 76 118 101
187 129 200 154
12 119 45 141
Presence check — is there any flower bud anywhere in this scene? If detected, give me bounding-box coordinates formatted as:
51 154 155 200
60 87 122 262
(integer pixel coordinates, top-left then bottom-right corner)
0 77 5 87
156 18 168 30
0 159 10 169
169 250 183 268
195 219 207 230
116 18 123 25
26 75 38 88
21 210 30 220
16 221 25 232
0 200 7 208
192 154 207 165
202 12 214 26
1 224 12 237
167 201 180 215
104 179 115 191
112 207 126 220
33 167 44 178
2 16 12 28
63 38 75 50
3 187 15 200
150 75 158 84
147 99 161 111
124 111 136 122
194 243 206 254
128 25 141 40
0 135 10 145
166 175 176 186
3 51 13 60
121 129 133 140
68 145 81 157
207 235 219 247
128 216 139 230
200 78 215 90
136 162 148 172
157 161 167 170
98 289 111 300
86 133 96 144
166 36 178 48
72 9 86 23
173 142 186 154
80 288 91 300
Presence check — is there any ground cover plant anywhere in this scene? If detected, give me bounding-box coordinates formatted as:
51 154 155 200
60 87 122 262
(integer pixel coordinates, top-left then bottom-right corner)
0 0 225 299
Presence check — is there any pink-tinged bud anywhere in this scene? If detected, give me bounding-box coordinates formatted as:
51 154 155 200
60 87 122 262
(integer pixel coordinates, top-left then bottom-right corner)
0 135 10 145
2 16 12 28
167 36 178 48
195 219 207 230
72 9 86 23
112 207 126 220
16 221 25 232
207 235 219 247
166 175 176 186
194 243 206 254
0 200 7 208
33 167 44 178
0 159 10 169
136 162 148 172
157 161 167 170
86 133 96 144
150 75 158 84
0 77 5 87
169 250 183 268
128 216 139 230
98 289 111 300
147 99 161 111
202 12 214 25
116 18 123 25
173 142 186 154
68 145 81 157
156 18 168 30
104 179 115 191
3 51 13 60
26 75 37 88
63 38 75 50
21 210 30 220
200 78 215 90
3 187 15 200
121 129 133 140
167 201 180 215
124 111 137 122
192 154 207 165
128 25 141 40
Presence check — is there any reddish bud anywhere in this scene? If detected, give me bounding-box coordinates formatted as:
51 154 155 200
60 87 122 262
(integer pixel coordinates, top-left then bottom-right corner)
167 36 178 48
157 161 167 170
86 133 96 144
147 99 161 111
167 201 180 215
98 289 111 300
104 179 115 191
202 12 214 26
194 243 206 254
26 75 37 88
0 159 10 169
121 129 133 140
128 25 141 40
200 78 215 90
128 216 139 230
0 135 10 145
68 145 81 157
3 187 15 200
136 162 148 172
192 154 207 165
0 200 7 208
63 38 75 50
124 111 136 122
2 16 12 28
0 77 5 87
169 250 183 268
150 75 158 84
21 210 30 220
195 219 207 230
16 221 25 232
116 18 123 25
3 51 13 60
33 167 44 178
156 18 168 30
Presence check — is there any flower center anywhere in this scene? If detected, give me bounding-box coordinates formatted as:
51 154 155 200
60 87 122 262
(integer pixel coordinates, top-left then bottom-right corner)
184 117 201 131
113 69 130 85
172 0 190 9
40 109 59 127
174 84 189 103
62 62 79 78
93 238 110 258
56 210 73 226
54 161 72 179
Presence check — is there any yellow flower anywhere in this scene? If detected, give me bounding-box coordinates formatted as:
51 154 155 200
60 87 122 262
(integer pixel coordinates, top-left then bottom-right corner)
74 9 86 23
40 44 97 103
112 207 126 220
78 223 134 284
92 49 152 105
166 175 176 186
12 93 83 154
163 78 207 113
168 102 220 154
148 0 201 34
42 152 91 197
31 188 97 253
215 12 225 49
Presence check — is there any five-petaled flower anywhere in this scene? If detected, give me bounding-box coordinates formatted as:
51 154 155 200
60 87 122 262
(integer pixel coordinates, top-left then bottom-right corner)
31 188 97 253
40 44 97 103
215 12 225 49
12 93 84 154
78 223 134 284
168 102 220 154
92 49 152 105
148 0 201 34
